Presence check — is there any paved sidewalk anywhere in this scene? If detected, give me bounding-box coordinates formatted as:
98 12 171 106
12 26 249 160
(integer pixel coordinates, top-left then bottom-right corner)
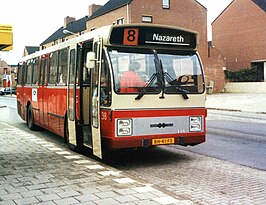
0 122 192 205
206 93 266 114
1 93 265 205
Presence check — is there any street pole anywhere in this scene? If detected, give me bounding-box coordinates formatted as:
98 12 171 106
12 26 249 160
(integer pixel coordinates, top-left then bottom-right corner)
10 68 12 96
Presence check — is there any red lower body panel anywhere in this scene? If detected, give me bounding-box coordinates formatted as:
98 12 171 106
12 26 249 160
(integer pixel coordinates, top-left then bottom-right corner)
101 108 207 150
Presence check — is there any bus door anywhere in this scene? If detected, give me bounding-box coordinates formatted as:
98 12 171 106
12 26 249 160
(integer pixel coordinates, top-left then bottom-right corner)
39 54 49 126
67 45 78 147
17 63 26 118
88 39 103 158
78 42 93 148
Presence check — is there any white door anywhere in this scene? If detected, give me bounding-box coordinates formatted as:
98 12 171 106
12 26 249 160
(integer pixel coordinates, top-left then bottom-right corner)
90 40 103 158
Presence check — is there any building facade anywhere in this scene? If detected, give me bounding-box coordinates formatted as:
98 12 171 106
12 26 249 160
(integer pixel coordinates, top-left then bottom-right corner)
23 46 39 57
87 0 208 67
38 0 227 92
212 0 266 75
0 60 17 87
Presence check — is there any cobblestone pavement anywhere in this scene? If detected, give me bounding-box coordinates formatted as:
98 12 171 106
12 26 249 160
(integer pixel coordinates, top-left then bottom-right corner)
0 122 192 205
107 145 266 205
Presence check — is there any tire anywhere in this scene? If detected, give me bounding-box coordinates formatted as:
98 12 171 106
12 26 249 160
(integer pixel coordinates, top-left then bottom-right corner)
64 118 69 143
27 105 36 130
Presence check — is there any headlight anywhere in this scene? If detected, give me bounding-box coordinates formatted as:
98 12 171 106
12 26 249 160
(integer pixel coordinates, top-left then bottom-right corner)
189 116 202 132
117 119 132 136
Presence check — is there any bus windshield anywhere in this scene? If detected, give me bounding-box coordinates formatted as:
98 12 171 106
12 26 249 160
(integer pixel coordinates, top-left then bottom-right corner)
108 48 204 97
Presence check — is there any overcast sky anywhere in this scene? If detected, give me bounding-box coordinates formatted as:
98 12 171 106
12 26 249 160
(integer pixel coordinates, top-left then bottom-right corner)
0 0 233 65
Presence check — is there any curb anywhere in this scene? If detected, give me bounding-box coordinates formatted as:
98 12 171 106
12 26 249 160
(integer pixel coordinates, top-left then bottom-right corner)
207 107 266 115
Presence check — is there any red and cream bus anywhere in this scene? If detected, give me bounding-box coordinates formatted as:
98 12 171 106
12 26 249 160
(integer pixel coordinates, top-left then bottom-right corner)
17 24 206 158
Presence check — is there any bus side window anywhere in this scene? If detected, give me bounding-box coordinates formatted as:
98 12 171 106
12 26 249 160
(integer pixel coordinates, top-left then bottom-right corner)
69 49 76 85
49 52 58 85
40 58 48 86
57 48 68 85
17 63 25 85
32 58 40 85
26 61 33 85
81 43 93 86
83 64 90 85
100 52 111 106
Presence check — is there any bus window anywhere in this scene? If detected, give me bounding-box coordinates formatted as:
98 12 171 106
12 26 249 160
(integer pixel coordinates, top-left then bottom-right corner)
49 52 58 84
158 52 204 94
100 52 111 106
108 48 158 94
58 48 68 85
69 49 76 85
32 58 40 85
26 61 33 85
17 63 25 85
40 58 48 86
79 42 93 86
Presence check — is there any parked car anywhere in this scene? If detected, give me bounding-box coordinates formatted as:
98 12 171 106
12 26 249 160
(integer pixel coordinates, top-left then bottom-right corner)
0 87 16 95
0 88 5 95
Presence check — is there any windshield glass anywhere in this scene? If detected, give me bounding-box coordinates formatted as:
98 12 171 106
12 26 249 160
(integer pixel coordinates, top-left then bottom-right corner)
108 48 204 95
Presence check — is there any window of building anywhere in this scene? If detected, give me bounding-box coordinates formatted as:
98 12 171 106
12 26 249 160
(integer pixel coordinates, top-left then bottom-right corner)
142 15 153 23
117 18 124 25
162 0 170 9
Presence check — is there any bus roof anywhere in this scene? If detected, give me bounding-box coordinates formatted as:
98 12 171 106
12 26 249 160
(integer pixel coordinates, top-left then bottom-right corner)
20 24 199 63
19 25 112 62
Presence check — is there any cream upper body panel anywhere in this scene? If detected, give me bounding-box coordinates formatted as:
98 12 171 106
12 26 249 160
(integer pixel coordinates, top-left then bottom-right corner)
107 92 206 110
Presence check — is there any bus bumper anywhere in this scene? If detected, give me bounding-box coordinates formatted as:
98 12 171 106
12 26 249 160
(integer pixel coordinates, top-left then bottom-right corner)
102 135 205 150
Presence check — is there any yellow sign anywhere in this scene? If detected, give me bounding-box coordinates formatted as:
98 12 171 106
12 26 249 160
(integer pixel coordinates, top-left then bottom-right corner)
152 138 175 145
2 45 13 51
0 24 12 32
0 24 13 51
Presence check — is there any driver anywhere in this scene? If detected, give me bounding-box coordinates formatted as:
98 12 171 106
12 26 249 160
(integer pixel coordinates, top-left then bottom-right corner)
120 62 146 93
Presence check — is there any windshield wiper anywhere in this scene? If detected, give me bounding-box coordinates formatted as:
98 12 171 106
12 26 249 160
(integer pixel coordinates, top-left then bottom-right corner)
136 50 189 100
135 72 158 100
165 72 189 100
135 72 189 100
136 51 164 100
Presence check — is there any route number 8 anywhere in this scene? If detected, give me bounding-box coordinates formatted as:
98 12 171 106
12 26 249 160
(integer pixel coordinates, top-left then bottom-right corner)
123 28 139 45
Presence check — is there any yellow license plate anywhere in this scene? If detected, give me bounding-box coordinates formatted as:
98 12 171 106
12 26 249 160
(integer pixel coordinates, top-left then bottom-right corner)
152 138 175 145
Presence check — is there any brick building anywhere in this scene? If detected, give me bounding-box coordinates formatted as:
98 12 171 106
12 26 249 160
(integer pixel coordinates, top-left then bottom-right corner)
38 0 227 92
212 0 266 78
40 16 89 49
23 46 39 57
86 0 208 64
0 60 17 87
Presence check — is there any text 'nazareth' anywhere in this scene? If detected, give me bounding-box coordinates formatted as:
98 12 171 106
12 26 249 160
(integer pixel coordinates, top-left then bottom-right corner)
153 33 184 43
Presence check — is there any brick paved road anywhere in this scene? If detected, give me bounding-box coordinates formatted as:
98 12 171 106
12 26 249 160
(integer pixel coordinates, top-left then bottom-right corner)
106 145 266 205
0 122 192 205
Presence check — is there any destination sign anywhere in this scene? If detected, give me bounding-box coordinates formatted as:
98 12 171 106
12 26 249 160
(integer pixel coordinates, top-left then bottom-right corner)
110 25 197 49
